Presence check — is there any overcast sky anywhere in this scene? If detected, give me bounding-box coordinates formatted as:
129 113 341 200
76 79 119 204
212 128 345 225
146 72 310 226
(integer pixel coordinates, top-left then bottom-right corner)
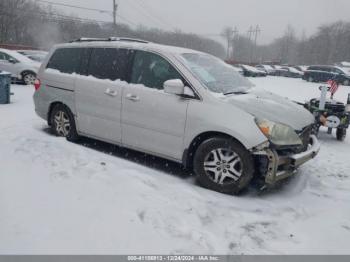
45 0 350 45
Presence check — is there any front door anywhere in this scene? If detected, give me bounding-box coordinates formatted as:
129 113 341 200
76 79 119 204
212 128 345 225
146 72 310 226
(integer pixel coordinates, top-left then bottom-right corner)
121 50 189 160
75 48 132 143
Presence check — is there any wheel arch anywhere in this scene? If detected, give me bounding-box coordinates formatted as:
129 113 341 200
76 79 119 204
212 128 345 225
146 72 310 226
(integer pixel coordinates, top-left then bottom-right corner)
182 131 247 169
20 70 37 78
47 101 73 126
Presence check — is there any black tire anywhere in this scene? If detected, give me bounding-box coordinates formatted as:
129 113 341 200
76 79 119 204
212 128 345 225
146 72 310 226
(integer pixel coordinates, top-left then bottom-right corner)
336 128 346 141
193 137 254 195
22 72 36 85
50 104 80 142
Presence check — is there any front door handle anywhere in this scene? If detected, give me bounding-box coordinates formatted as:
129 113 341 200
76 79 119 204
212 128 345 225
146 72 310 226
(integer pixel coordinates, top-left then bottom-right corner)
104 88 118 97
125 93 140 102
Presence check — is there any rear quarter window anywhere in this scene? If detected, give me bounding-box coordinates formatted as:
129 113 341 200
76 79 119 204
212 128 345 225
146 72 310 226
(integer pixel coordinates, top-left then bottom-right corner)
47 48 82 74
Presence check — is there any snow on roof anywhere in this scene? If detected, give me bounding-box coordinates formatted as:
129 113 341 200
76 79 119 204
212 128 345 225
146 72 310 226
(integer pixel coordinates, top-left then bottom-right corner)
55 40 204 56
0 48 37 64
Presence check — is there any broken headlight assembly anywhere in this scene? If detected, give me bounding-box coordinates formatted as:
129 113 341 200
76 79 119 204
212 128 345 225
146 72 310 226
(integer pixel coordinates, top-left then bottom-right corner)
255 118 303 146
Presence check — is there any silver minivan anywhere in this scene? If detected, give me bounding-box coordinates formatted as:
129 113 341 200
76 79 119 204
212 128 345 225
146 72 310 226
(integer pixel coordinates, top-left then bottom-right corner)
33 38 320 194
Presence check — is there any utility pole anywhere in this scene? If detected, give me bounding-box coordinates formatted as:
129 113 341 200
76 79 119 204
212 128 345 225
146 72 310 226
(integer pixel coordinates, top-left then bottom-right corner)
253 25 261 63
113 0 118 26
247 26 254 63
231 27 239 60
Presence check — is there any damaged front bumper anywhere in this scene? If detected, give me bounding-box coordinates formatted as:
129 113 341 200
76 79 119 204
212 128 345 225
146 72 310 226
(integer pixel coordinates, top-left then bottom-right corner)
254 135 320 186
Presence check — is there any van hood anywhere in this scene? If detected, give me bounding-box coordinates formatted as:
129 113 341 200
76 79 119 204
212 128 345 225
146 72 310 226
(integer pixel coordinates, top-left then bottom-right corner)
226 88 315 131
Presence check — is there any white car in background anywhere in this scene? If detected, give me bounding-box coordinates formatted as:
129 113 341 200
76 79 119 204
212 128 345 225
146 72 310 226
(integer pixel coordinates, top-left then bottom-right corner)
17 50 48 63
256 64 276 75
0 48 40 85
240 64 267 77
231 64 244 75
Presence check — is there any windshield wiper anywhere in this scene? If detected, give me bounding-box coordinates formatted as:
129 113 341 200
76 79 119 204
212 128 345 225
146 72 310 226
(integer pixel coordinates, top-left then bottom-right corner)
223 91 248 95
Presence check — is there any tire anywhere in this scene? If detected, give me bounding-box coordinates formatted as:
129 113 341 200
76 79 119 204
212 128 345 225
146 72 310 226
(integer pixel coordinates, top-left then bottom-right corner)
308 76 314 82
336 128 346 141
22 72 36 85
343 79 350 86
193 137 254 195
50 104 79 142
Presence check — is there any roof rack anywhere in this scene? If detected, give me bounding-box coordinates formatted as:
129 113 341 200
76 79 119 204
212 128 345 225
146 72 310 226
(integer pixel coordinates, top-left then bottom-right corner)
70 37 149 44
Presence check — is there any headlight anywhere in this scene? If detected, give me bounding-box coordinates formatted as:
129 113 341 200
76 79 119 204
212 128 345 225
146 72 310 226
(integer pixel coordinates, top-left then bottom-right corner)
255 118 302 146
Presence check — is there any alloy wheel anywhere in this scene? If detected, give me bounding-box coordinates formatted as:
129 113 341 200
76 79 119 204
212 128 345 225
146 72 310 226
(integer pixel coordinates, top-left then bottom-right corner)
203 148 243 185
23 74 36 85
54 111 71 137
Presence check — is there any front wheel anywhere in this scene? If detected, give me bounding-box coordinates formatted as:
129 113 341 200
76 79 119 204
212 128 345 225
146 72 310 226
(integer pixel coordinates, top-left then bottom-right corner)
22 72 36 85
193 137 254 195
336 128 346 141
50 104 79 142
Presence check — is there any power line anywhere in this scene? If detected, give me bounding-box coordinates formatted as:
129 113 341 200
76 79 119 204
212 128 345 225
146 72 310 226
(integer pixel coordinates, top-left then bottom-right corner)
1 6 134 27
35 0 112 14
136 0 176 31
122 0 166 29
34 0 137 27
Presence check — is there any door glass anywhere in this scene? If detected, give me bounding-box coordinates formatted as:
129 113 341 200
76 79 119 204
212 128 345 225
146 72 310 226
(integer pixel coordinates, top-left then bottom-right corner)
0 52 10 61
88 48 132 81
130 51 182 90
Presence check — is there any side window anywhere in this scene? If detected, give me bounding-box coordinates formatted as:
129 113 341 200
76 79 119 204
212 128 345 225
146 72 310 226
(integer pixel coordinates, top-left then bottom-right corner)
88 48 131 81
47 48 82 74
0 52 10 61
333 68 343 74
130 50 182 90
323 67 332 73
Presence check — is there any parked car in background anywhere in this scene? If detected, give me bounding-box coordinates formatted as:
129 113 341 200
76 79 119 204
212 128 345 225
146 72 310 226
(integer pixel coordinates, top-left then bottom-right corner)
239 64 267 77
255 64 276 75
281 66 304 78
293 65 308 73
272 65 289 77
33 37 319 194
17 50 48 63
336 62 350 76
0 48 40 85
231 64 244 76
302 65 350 86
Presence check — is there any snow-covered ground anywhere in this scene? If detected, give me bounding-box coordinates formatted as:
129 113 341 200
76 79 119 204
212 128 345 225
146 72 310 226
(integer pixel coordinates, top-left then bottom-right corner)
1 77 350 255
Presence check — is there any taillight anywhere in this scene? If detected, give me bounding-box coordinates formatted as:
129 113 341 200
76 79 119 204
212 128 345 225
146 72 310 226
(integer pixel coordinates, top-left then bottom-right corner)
34 79 41 91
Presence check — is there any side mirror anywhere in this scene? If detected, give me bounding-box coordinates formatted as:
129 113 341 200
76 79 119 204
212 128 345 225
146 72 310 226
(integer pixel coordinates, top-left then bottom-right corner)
164 79 185 96
8 58 17 64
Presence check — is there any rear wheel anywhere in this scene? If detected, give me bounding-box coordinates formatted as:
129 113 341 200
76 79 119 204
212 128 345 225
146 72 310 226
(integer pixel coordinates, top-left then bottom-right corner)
22 72 36 85
336 128 346 141
193 137 254 195
50 104 79 142
343 79 350 86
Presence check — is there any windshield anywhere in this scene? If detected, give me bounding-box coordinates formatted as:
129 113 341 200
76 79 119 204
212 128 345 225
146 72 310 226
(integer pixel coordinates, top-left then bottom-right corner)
179 53 254 94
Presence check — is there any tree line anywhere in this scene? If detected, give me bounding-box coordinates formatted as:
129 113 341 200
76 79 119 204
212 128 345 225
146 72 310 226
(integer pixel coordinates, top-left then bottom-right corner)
223 21 350 65
0 0 226 58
